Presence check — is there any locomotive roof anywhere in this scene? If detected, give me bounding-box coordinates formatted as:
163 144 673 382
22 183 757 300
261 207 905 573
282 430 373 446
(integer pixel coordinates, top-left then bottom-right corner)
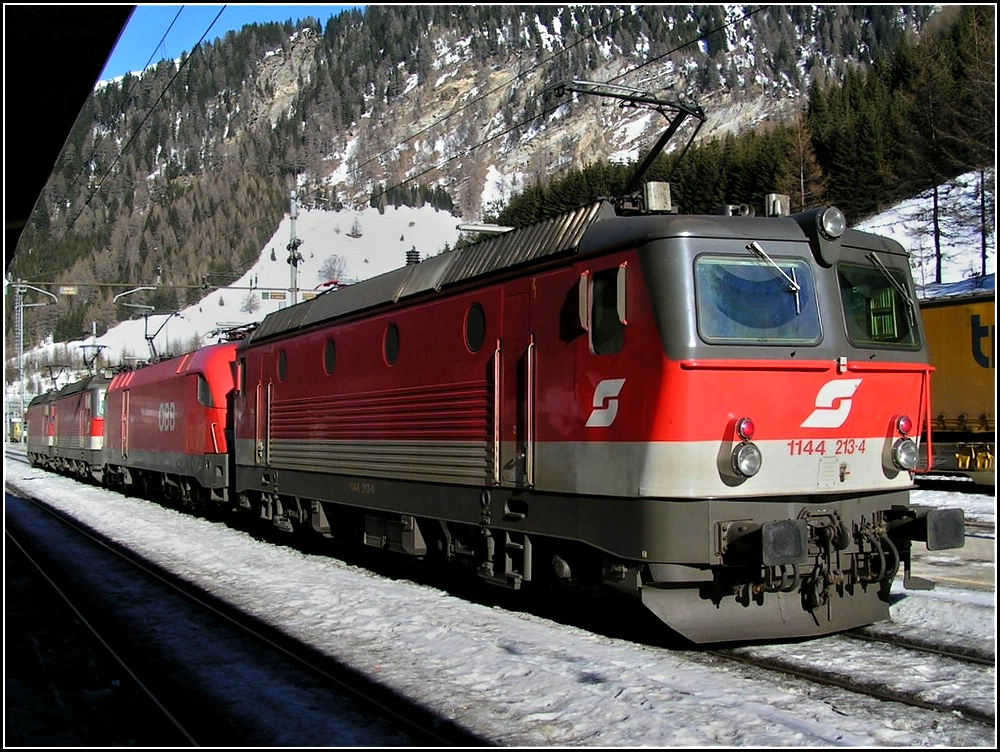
27 391 56 407
918 273 995 307
109 340 239 386
55 374 111 397
244 200 615 344
26 374 110 407
241 199 907 346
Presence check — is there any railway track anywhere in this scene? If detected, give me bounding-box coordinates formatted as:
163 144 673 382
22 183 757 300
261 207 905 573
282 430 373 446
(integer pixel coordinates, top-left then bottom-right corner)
4 488 488 747
699 525 996 729
965 519 996 538
708 624 995 728
5 526 197 746
7 448 994 745
847 627 994 666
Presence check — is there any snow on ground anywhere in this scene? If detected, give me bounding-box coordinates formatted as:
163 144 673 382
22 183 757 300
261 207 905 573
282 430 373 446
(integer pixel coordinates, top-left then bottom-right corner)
910 482 996 523
3 457 995 747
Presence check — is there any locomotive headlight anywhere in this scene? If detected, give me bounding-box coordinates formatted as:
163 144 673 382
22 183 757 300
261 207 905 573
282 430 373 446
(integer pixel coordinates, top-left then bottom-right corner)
819 206 846 240
732 442 762 477
892 437 919 470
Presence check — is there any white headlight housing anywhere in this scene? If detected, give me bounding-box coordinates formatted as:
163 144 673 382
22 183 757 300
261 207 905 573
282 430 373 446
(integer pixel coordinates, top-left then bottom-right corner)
892 437 919 470
732 442 762 477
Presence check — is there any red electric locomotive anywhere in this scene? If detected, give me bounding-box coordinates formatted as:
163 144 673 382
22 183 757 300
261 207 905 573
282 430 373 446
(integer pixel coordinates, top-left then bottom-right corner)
25 389 57 469
25 375 110 483
103 341 239 506
19 84 967 644
51 375 111 482
230 189 966 643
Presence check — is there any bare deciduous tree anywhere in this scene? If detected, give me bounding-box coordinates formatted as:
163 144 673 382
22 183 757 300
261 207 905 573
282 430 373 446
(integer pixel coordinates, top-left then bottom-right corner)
318 254 347 283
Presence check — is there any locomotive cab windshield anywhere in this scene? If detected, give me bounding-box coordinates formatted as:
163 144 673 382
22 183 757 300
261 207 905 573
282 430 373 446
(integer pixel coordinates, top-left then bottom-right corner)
695 253 822 344
838 260 920 349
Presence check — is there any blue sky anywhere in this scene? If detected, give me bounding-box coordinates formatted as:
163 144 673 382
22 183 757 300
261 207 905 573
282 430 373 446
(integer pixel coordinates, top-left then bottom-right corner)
99 4 363 82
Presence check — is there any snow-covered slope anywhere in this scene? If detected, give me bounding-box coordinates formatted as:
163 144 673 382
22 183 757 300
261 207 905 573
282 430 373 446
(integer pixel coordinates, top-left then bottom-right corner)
27 205 465 369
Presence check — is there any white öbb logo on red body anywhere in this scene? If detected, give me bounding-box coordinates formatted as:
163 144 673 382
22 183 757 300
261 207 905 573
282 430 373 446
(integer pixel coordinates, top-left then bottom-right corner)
586 379 626 428
158 401 177 431
800 378 862 429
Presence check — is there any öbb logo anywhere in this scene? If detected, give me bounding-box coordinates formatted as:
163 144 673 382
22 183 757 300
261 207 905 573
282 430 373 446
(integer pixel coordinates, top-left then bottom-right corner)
800 379 862 429
586 379 626 428
157 401 177 431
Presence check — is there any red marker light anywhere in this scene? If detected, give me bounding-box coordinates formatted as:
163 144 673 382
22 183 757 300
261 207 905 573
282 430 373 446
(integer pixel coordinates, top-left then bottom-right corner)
736 417 755 441
896 415 913 436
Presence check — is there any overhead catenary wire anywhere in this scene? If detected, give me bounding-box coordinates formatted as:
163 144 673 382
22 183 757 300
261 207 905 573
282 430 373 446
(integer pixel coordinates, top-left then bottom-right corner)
73 5 709 221
349 6 642 179
67 6 227 231
65 6 189 206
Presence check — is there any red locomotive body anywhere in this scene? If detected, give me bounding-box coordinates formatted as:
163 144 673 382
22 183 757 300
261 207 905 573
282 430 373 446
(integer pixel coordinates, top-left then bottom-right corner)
52 375 110 482
103 342 238 505
25 376 109 483
231 199 965 643
25 390 57 468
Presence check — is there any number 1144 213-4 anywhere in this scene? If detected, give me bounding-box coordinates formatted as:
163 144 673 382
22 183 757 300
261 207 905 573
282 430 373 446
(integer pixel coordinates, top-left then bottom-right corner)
787 438 867 456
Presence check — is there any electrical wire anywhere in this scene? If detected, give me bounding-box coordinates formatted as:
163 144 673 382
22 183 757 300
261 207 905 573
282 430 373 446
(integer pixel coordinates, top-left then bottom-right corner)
61 6 771 260
68 6 227 230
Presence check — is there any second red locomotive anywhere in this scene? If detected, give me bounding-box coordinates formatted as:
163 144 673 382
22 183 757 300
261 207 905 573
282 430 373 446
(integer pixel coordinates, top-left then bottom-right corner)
101 341 240 507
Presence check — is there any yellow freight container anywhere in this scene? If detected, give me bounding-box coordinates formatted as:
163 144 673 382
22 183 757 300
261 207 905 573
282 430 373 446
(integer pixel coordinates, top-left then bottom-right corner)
919 285 995 485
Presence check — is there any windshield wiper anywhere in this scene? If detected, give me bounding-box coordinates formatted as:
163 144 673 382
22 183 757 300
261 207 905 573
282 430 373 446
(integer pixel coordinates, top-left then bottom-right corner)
746 241 801 314
866 251 916 324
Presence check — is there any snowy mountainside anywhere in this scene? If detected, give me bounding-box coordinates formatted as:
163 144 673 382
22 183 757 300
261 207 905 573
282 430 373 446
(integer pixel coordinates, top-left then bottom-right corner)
105 205 463 360
854 170 996 295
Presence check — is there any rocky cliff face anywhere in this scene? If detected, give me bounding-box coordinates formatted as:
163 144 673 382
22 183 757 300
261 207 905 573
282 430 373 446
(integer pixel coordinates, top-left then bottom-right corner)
251 27 324 130
248 5 915 218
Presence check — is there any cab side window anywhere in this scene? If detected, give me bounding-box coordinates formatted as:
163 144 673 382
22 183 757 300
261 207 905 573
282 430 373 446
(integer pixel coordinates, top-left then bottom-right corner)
591 267 626 355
